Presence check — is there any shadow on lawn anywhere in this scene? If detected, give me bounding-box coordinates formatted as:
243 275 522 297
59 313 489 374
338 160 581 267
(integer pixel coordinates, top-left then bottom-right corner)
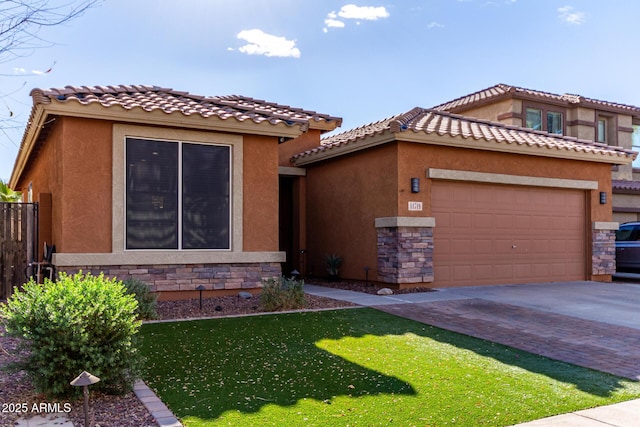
139 308 633 422
139 310 417 420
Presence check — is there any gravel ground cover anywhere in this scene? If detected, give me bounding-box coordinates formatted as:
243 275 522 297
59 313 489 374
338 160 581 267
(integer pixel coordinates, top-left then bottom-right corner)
0 281 361 426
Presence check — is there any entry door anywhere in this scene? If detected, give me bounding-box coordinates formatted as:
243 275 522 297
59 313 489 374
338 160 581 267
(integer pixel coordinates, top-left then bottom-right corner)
431 181 586 287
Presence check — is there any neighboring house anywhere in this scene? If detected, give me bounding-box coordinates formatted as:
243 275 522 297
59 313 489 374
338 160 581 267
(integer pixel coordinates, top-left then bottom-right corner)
290 107 636 288
432 83 640 223
8 85 340 300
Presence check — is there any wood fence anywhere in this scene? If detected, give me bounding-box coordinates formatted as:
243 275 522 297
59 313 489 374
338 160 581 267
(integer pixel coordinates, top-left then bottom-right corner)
0 203 37 299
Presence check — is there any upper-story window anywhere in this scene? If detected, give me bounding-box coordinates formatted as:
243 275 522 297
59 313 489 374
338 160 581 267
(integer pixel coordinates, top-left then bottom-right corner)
596 113 616 145
597 119 607 143
525 107 563 135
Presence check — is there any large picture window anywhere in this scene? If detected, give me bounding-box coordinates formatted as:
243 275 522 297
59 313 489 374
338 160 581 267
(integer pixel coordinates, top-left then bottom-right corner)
126 138 231 250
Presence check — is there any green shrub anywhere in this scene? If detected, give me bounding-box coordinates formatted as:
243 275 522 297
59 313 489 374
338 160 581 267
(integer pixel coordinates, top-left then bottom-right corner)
0 272 142 397
122 277 158 320
260 276 306 312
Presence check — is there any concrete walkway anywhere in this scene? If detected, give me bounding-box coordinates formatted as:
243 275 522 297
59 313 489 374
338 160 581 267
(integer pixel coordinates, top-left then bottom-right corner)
307 280 640 426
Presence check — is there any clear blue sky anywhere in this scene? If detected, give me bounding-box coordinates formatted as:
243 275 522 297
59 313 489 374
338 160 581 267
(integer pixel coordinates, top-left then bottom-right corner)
2 0 640 181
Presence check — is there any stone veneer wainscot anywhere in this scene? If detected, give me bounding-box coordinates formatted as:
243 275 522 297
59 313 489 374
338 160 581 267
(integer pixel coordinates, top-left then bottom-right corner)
55 262 282 292
375 217 435 285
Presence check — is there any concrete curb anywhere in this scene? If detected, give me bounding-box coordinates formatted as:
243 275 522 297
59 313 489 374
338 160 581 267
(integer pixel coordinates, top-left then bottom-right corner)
134 380 183 427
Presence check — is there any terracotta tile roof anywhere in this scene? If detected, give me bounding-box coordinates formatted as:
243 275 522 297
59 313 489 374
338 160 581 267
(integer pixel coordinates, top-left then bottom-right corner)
433 83 640 116
613 179 640 192
292 107 637 163
30 84 342 130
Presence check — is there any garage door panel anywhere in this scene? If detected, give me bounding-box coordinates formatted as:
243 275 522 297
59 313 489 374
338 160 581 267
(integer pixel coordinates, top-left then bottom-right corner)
452 212 473 227
432 181 586 287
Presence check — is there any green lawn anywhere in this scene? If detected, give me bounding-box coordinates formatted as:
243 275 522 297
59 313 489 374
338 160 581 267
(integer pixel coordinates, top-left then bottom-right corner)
139 308 640 426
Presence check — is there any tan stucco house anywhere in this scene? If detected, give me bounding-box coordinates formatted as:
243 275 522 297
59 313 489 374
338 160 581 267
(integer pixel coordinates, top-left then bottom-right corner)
8 82 639 296
8 85 340 299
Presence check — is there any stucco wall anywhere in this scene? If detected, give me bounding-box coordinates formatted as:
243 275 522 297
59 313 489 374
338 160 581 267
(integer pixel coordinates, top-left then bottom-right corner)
305 144 399 280
305 139 614 283
15 117 62 251
243 134 280 251
397 142 612 221
278 129 322 167
59 117 113 253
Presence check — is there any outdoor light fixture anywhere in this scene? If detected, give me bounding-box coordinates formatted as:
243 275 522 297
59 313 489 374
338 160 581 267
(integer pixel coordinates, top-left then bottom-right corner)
411 177 420 193
196 285 206 310
600 192 607 205
70 371 100 427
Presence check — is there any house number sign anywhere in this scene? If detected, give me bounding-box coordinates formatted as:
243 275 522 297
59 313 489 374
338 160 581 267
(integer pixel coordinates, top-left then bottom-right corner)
408 201 423 211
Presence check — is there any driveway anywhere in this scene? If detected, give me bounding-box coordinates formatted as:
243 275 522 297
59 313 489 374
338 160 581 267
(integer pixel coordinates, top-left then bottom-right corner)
307 281 640 380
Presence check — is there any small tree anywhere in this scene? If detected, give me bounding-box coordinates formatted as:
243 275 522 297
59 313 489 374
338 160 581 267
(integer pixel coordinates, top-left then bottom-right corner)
0 272 142 396
0 179 21 202
0 0 99 63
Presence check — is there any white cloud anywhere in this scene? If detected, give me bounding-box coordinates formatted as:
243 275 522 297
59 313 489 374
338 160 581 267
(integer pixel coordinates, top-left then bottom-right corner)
558 6 585 25
323 4 389 32
427 21 444 29
337 4 390 20
325 18 345 29
236 29 301 58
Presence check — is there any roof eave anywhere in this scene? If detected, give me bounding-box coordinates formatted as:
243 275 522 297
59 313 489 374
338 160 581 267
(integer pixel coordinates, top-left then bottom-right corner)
9 100 309 188
9 104 46 188
292 131 395 166
292 130 636 167
41 101 308 137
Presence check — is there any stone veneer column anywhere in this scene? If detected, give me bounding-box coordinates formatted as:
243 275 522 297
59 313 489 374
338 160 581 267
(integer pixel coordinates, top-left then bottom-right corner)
375 217 435 285
592 222 618 276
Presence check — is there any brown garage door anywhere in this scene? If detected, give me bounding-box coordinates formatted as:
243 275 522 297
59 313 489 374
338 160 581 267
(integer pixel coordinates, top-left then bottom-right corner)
432 181 586 287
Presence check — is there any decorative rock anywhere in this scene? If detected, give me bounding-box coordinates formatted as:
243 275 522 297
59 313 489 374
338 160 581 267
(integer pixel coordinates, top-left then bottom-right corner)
377 288 394 295
238 291 253 300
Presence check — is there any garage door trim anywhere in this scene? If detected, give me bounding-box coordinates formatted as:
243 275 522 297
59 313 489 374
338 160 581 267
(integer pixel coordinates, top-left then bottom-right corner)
428 168 598 190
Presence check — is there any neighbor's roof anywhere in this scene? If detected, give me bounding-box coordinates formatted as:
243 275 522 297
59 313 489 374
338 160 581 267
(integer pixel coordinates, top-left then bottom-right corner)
29 84 342 132
291 107 637 165
613 179 640 193
433 83 640 116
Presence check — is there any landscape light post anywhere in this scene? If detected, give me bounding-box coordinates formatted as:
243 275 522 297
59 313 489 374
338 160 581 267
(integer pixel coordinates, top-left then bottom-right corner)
70 371 100 427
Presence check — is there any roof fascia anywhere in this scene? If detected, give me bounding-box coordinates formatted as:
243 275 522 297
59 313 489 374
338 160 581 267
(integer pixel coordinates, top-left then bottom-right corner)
42 101 306 138
397 131 635 165
294 129 635 166
512 92 640 118
308 119 341 132
9 104 46 188
292 131 395 166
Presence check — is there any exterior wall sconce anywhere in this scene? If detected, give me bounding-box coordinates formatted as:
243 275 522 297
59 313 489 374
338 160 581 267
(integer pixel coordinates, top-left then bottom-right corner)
599 192 607 205
411 177 420 193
